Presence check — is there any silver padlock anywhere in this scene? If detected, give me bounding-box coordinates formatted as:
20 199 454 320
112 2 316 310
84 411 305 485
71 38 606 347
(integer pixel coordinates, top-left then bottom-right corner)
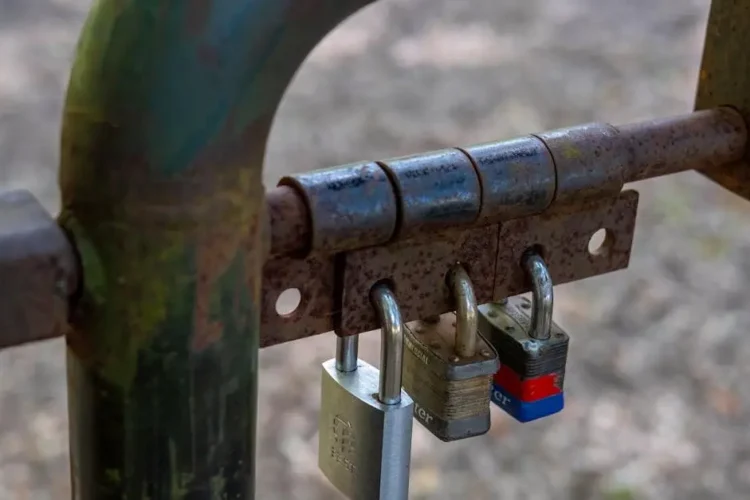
318 284 414 500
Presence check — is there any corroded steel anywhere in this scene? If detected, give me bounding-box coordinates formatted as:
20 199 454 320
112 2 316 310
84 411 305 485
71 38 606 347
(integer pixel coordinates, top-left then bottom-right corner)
0 190 77 349
57 1 375 498
461 136 556 225
378 149 481 237
267 108 746 257
494 190 639 300
260 252 336 348
535 122 627 205
257 191 638 347
279 161 398 253
696 1 750 199
266 185 311 258
0 110 745 355
620 108 747 182
339 225 498 336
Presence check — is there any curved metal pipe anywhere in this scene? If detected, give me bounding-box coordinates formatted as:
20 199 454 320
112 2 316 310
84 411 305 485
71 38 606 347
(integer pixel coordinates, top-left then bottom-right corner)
58 1 375 497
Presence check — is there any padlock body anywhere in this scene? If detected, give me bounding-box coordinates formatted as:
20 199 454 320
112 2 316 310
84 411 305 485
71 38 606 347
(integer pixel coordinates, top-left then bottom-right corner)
402 313 499 441
318 359 414 500
479 298 569 422
479 299 569 378
493 364 563 402
491 383 565 423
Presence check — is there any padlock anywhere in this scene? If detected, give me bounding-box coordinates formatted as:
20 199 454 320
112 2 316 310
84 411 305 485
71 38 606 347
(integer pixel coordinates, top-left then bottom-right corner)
479 248 569 423
401 264 500 441
318 283 414 500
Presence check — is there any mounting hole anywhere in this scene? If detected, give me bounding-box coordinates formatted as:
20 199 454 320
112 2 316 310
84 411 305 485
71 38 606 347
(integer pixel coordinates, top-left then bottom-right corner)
588 228 614 257
276 288 302 317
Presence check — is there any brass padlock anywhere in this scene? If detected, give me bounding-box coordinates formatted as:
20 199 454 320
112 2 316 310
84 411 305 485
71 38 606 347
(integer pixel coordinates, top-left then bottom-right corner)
401 265 500 441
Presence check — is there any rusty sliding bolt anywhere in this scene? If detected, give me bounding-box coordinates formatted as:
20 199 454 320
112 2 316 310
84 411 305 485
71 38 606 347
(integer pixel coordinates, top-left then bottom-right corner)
0 109 746 351
271 107 746 257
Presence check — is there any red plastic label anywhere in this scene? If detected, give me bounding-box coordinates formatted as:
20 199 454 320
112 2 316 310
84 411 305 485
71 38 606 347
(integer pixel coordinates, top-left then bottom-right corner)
493 364 563 402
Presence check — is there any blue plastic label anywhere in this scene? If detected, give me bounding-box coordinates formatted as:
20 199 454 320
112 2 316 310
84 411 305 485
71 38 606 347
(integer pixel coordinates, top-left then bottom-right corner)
491 383 564 423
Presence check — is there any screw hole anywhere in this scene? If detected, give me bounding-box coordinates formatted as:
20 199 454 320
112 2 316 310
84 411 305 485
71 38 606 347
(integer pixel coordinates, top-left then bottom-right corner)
276 288 302 317
588 228 614 257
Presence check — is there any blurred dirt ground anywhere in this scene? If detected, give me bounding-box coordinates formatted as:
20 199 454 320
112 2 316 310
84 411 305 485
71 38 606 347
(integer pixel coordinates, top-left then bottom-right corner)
3 0 750 499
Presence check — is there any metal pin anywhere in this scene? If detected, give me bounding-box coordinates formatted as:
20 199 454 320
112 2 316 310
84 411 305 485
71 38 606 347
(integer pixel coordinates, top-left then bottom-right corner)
335 335 358 373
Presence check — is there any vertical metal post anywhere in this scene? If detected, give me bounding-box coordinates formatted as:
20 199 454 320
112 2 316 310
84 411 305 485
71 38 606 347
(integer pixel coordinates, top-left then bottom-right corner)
58 1 374 497
695 0 750 200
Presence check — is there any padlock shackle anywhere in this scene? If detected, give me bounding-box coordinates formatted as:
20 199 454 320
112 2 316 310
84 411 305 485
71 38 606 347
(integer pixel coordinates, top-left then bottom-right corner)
448 265 478 357
370 284 405 405
336 335 359 373
522 250 554 340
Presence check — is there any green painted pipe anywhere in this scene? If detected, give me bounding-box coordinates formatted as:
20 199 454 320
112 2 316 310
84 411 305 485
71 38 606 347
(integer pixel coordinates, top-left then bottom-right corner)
58 1 374 497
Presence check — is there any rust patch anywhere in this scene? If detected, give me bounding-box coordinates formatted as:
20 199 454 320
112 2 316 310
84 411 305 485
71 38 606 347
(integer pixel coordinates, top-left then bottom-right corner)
266 186 311 257
494 190 639 300
260 253 336 348
460 136 556 224
279 162 398 254
695 0 750 200
378 148 481 238
0 190 78 350
338 226 499 336
535 123 627 207
619 108 747 182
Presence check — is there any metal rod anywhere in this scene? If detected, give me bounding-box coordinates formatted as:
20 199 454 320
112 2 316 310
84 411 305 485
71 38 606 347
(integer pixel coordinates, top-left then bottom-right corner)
57 1 374 497
2 107 746 353
448 265 478 358
522 250 554 341
268 107 747 257
370 284 404 405
335 335 359 373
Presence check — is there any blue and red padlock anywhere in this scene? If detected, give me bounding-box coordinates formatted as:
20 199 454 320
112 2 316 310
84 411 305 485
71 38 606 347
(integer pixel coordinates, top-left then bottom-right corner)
479 249 570 423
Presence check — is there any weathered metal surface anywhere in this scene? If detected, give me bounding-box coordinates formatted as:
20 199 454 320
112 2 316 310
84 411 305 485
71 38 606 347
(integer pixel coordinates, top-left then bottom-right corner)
620 108 747 182
266 185 312 258
0 190 77 349
260 252 335 348
535 123 627 206
265 109 745 258
57 0 375 498
0 110 744 354
279 162 398 254
378 149 481 237
461 136 556 225
338 225 499 336
494 190 639 300
696 0 750 200
258 192 638 348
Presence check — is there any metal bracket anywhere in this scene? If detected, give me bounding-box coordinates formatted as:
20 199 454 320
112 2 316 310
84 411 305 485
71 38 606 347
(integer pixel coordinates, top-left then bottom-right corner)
259 190 639 347
0 190 77 349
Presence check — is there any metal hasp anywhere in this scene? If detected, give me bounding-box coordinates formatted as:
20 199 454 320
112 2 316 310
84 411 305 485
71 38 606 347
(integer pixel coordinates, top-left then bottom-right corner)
0 190 77 349
696 0 750 199
58 1 374 498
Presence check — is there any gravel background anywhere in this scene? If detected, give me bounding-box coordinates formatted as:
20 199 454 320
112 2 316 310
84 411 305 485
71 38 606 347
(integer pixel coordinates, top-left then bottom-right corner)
3 0 750 499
